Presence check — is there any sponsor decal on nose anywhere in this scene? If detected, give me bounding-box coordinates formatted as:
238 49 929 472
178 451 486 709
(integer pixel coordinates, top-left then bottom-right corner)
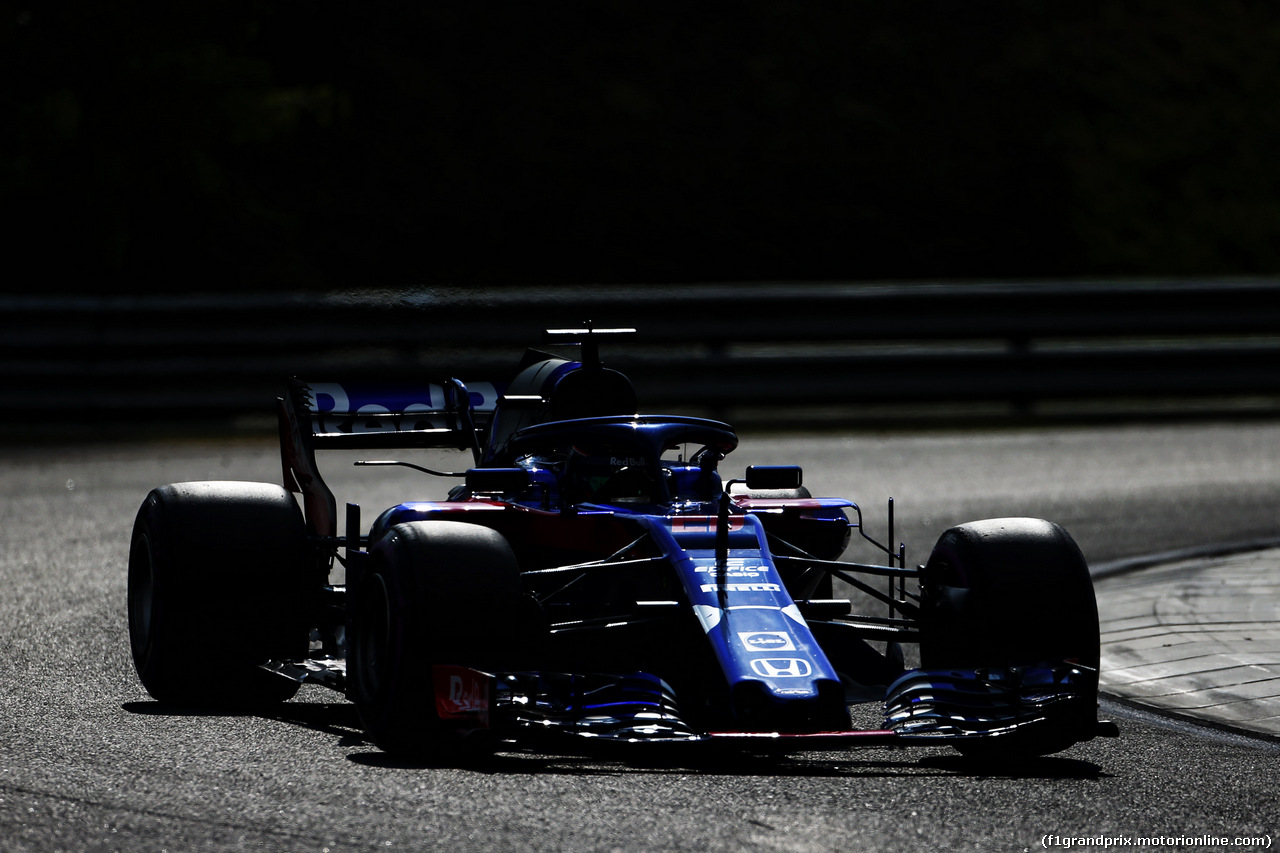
738 631 796 652
699 582 780 593
749 658 813 678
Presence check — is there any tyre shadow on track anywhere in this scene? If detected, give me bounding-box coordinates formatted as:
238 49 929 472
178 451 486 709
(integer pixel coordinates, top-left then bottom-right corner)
123 701 1108 781
345 750 1108 781
344 744 1108 780
122 699 368 747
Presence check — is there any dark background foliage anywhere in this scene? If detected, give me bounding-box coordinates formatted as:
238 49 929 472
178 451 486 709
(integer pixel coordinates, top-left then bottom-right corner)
6 2 1280 293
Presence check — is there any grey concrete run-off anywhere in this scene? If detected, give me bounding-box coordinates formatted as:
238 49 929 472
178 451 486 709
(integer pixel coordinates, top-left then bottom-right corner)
1096 546 1280 735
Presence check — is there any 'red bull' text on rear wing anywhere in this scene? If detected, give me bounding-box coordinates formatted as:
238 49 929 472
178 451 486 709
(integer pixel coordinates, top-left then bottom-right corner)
289 377 502 450
277 377 502 538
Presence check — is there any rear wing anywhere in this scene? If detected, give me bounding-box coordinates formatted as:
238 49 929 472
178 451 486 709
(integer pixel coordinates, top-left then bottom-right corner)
277 377 502 537
285 377 501 450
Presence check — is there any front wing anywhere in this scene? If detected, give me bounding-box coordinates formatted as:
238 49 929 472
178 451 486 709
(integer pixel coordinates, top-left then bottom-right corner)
432 663 1119 752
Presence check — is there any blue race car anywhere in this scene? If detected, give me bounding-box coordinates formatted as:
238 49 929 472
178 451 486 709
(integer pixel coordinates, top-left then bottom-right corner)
127 328 1116 760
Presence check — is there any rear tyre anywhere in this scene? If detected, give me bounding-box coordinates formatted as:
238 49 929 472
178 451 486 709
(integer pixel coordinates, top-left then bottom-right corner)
729 484 813 502
348 521 525 757
128 481 313 707
730 483 843 597
919 517 1100 757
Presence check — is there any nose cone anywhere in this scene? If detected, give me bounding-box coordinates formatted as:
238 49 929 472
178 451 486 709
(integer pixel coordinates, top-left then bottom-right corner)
730 677 849 732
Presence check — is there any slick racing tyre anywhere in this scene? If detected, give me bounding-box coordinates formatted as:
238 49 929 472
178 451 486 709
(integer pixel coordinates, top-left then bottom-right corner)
728 483 812 501
729 483 845 596
918 517 1100 758
348 521 525 758
128 481 313 707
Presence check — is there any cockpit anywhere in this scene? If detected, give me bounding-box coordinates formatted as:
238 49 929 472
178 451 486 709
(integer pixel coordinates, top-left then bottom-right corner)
502 416 739 510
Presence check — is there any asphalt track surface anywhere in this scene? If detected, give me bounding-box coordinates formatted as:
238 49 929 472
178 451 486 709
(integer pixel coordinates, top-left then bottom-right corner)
3 422 1279 852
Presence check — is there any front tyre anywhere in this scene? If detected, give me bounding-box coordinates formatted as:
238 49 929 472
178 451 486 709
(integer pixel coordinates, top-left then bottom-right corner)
347 521 525 758
128 481 313 707
919 517 1100 757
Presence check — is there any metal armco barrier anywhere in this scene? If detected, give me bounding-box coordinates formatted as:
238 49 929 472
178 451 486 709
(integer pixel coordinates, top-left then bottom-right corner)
4 279 1280 428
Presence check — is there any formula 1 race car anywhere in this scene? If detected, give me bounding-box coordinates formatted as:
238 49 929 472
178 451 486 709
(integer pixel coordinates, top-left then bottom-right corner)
127 328 1117 761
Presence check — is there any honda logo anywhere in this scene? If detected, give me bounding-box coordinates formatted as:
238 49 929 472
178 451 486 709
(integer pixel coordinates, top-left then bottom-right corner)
750 658 813 678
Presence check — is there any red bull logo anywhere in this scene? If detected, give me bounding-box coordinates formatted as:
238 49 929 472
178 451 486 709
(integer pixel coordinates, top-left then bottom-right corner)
433 665 490 727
